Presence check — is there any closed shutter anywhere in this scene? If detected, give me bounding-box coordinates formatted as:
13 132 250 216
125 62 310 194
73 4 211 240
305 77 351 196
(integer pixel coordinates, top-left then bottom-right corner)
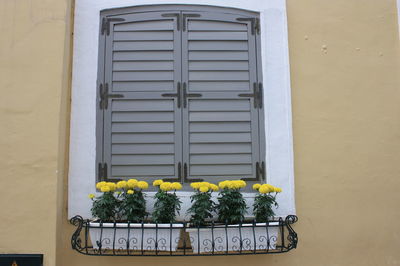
98 12 182 181
97 6 265 185
181 11 264 182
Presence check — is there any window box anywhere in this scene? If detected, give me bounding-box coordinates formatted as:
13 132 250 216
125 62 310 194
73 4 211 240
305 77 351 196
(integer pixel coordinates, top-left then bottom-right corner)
88 221 183 252
70 215 298 256
186 222 279 254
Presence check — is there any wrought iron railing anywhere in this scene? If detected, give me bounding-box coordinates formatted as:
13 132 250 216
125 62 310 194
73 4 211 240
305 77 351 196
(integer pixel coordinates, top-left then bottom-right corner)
70 215 298 256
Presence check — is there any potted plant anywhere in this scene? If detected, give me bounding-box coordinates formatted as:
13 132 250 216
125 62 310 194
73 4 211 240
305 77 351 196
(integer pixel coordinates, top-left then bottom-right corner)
88 179 157 251
248 183 283 251
185 182 219 253
193 180 249 252
147 180 184 251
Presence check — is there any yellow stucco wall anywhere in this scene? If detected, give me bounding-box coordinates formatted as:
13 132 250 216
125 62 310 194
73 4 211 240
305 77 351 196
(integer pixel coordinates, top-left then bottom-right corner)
0 0 399 265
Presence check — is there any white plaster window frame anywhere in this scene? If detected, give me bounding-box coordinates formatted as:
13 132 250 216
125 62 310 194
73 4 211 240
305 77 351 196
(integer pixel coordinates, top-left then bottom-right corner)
68 0 295 219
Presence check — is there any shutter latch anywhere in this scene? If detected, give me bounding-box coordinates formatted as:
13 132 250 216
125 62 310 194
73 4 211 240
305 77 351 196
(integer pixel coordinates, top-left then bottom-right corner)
101 17 125 35
98 162 108 180
99 83 124 110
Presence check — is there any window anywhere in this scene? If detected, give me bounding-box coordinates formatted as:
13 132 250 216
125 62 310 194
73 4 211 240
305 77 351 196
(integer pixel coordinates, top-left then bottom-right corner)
97 5 265 187
69 1 295 218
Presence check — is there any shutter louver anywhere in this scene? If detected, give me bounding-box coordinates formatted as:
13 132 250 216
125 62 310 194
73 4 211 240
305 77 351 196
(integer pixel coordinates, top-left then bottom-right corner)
101 12 182 181
182 12 263 182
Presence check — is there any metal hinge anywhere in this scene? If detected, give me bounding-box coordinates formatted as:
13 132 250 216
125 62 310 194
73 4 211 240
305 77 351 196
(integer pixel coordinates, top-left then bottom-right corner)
163 162 182 182
255 18 260 35
162 13 181 31
236 17 260 35
99 83 124 109
241 161 265 181
101 17 125 35
183 163 203 182
98 162 108 180
182 13 201 31
162 82 182 108
257 82 263 109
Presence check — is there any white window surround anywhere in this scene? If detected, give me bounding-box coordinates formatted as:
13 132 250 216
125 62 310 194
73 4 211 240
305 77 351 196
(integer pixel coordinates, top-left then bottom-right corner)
68 0 295 219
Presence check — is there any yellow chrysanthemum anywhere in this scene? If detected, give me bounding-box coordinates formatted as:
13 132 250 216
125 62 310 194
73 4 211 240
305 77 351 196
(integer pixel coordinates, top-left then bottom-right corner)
253 183 261 190
258 185 269 194
137 181 149 190
238 180 246 188
160 182 172 191
153 179 163 186
228 181 238 189
117 180 127 189
127 189 134 194
127 179 138 189
199 186 209 193
274 187 282 193
210 184 219 191
191 182 201 189
171 182 182 190
100 186 110 193
88 193 95 199
200 182 210 188
96 181 107 190
107 182 117 192
218 181 228 189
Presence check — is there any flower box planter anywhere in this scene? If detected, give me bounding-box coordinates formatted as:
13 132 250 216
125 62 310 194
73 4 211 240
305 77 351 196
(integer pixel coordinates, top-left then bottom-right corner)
186 222 279 254
89 222 183 252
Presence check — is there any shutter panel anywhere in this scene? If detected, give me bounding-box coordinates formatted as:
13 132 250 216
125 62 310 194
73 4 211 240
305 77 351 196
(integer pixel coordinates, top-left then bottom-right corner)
182 11 263 182
100 12 182 181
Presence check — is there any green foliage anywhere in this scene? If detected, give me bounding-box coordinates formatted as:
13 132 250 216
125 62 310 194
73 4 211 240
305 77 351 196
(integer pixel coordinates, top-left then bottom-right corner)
187 191 216 226
217 189 247 224
119 190 148 222
91 192 120 221
253 194 278 222
152 190 182 223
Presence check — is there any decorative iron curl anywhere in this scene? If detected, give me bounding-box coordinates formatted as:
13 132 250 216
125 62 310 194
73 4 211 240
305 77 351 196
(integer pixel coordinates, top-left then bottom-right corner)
285 215 298 249
70 215 84 252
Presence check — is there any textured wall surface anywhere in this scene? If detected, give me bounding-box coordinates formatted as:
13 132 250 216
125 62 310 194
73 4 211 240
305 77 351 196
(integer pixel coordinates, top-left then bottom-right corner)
0 0 70 265
0 0 399 265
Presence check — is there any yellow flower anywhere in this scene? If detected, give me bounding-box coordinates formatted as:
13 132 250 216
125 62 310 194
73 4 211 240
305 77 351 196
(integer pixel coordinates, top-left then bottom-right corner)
200 182 210 188
107 182 116 192
210 184 219 191
219 181 228 189
100 186 110 193
228 181 237 189
160 182 172 191
199 186 209 193
127 179 138 189
137 181 149 190
127 189 134 194
96 181 106 190
191 182 201 189
117 180 127 189
238 180 246 188
153 179 163 186
172 182 182 190
274 187 282 193
253 183 261 190
88 193 95 199
258 185 269 194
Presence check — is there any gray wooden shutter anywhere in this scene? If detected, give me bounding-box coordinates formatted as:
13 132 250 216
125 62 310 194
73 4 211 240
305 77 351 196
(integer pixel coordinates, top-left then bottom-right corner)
98 11 182 182
181 11 265 182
